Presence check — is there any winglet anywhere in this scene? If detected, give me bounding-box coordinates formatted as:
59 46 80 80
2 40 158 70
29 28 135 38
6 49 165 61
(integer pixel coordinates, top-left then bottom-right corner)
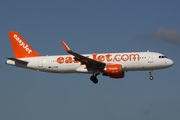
61 40 70 51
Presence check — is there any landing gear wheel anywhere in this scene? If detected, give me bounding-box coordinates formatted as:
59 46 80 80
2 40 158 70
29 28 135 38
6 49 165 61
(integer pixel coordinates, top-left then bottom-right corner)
93 78 98 84
149 70 154 80
149 76 154 80
90 75 98 84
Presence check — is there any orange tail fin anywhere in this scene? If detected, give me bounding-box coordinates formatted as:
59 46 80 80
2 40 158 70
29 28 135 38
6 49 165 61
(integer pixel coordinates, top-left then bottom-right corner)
8 31 41 58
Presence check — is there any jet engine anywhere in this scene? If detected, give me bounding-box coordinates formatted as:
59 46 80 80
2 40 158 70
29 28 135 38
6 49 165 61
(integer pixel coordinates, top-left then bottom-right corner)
103 64 125 78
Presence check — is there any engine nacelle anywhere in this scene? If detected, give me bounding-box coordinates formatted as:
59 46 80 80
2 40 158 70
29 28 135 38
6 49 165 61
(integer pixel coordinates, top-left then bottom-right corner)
104 64 125 78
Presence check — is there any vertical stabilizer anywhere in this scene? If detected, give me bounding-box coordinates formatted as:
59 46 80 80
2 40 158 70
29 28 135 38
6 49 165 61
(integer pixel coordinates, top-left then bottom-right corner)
8 31 41 58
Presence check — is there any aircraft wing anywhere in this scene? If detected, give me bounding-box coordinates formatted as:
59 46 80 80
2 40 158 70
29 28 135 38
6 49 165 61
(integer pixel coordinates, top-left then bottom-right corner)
61 41 106 72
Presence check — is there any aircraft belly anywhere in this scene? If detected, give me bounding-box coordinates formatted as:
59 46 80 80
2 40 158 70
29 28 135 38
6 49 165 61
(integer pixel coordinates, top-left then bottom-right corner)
124 61 166 71
42 62 80 73
123 61 142 71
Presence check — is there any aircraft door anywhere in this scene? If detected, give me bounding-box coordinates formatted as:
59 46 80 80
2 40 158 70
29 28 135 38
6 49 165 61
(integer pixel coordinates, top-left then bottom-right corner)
38 58 43 68
148 52 153 63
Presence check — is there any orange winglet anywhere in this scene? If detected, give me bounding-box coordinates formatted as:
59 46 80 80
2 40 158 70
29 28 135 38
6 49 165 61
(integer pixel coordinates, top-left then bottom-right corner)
61 40 70 51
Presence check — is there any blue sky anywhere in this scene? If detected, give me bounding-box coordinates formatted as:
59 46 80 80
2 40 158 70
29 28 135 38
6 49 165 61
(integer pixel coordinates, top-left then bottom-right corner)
0 0 180 120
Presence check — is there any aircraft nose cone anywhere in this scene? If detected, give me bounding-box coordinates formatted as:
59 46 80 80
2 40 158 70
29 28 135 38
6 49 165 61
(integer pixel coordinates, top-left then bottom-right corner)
169 59 174 66
166 59 174 67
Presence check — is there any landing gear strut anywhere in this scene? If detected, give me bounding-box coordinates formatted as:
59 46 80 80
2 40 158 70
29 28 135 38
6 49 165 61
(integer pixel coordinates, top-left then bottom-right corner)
90 74 99 84
149 71 154 80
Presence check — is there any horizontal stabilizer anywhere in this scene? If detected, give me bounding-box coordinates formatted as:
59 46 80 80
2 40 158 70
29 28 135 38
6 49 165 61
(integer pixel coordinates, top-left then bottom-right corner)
7 58 28 65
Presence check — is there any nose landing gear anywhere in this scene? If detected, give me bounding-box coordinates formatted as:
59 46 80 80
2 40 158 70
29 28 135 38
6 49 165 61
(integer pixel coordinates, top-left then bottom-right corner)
149 71 154 80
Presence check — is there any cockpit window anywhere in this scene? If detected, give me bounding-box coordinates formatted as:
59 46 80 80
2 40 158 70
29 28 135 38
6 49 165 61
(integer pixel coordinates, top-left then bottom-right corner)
159 56 167 59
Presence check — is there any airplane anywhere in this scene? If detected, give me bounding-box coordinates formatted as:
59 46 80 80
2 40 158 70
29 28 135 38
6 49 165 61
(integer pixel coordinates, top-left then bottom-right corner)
6 31 174 84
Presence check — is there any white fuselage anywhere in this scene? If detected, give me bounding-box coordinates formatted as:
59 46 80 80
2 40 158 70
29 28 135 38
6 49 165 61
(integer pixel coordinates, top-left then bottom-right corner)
6 51 173 74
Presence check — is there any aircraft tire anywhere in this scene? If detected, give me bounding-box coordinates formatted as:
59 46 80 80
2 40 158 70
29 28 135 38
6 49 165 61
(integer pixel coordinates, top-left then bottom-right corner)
149 76 154 80
90 75 98 84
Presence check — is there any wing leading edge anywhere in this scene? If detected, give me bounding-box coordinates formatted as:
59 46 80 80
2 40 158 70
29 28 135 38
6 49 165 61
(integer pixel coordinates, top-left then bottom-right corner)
61 41 106 73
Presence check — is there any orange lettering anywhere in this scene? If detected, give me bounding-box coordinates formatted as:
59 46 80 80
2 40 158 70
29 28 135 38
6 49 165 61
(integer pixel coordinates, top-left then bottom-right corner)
92 54 97 60
129 54 140 61
65 56 73 63
105 54 112 62
57 53 140 64
57 57 64 64
114 54 121 62
97 55 105 62
121 54 129 61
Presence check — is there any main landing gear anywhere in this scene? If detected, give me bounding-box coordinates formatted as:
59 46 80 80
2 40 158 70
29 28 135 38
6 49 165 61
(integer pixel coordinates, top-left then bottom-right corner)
90 74 99 84
149 70 154 80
